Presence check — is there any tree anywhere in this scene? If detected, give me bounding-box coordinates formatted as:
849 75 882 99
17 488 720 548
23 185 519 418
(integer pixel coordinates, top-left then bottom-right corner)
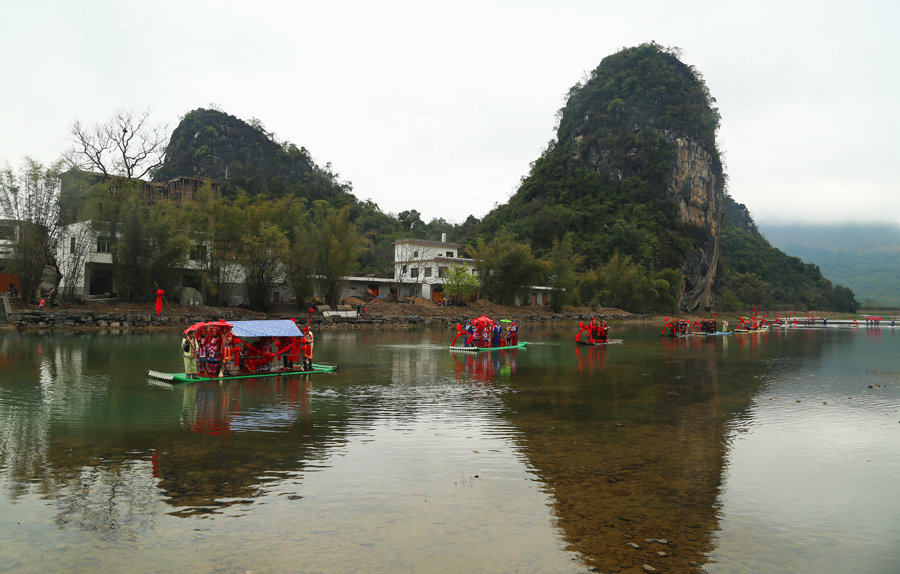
0 158 64 303
397 209 424 232
56 220 96 302
545 236 582 312
309 202 362 307
65 108 167 179
471 229 544 306
443 264 479 304
239 221 288 311
286 212 316 309
88 180 192 302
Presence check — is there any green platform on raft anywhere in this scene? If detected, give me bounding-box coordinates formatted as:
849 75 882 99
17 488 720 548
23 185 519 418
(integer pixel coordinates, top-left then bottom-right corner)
147 364 338 384
449 342 528 352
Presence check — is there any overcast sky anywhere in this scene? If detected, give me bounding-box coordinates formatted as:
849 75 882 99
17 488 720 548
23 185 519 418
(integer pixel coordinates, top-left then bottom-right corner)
2 0 897 226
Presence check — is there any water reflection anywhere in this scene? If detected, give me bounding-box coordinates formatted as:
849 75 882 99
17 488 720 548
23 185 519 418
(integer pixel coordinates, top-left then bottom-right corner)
450 348 519 383
0 327 898 572
574 344 606 371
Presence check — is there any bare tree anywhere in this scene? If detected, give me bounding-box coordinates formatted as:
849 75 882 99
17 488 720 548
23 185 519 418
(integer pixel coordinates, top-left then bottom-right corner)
65 108 168 179
55 220 95 301
0 158 64 302
392 241 430 300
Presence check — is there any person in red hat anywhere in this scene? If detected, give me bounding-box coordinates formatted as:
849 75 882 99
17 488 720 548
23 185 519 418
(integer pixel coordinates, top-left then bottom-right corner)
301 325 314 370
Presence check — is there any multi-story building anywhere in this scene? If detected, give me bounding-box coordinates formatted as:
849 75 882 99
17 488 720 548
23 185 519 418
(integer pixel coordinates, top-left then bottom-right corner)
392 235 476 301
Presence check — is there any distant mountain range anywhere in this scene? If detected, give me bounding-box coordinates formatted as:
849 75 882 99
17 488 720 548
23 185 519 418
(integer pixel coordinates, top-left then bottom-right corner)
759 223 900 307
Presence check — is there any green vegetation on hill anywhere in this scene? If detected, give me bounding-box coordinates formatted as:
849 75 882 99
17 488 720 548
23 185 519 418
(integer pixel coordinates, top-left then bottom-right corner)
759 223 900 308
480 43 720 271
137 48 858 313
154 108 355 205
719 198 858 311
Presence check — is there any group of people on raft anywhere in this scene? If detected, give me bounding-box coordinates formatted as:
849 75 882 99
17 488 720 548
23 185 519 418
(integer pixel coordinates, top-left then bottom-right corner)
181 323 315 379
736 315 769 331
576 317 610 343
661 317 725 336
454 316 518 348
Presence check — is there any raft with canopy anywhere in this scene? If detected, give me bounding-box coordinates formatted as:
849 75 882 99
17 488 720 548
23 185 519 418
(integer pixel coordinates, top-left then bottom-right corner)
147 319 337 384
574 318 622 345
449 314 527 352
660 317 694 338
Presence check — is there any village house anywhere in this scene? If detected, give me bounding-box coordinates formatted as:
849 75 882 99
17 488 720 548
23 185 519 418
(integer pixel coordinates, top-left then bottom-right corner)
392 235 476 301
49 171 552 307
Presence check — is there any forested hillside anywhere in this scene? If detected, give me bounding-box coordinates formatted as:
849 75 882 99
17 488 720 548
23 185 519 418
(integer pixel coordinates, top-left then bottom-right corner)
148 49 859 313
153 109 355 205
476 42 856 312
718 199 858 311
759 223 900 307
154 108 471 278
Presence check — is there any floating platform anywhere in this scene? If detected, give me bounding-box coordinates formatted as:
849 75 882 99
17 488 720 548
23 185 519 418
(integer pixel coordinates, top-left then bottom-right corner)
147 364 338 384
576 339 623 345
449 342 528 352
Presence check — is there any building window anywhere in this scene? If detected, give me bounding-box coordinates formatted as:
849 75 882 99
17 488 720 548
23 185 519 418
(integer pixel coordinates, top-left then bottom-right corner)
411 268 419 279
70 236 76 254
424 267 432 278
190 244 207 262
401 264 407 274
97 236 111 253
413 250 419 258
438 266 448 278
446 251 454 257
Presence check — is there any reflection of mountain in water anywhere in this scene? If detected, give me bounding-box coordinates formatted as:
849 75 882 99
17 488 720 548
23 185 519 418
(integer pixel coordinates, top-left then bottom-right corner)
498 330 826 572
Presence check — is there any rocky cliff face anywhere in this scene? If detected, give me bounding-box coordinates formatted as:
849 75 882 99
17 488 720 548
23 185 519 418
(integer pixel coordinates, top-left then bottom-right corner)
666 137 723 310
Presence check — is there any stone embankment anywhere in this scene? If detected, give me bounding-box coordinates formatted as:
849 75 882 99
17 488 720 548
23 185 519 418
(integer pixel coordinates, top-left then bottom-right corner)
2 306 647 332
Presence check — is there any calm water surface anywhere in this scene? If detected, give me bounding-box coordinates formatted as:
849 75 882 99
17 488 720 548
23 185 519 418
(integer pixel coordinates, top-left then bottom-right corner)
0 324 898 573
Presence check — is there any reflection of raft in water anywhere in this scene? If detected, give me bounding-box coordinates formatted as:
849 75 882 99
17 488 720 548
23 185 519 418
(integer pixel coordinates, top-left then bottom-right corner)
148 364 338 384
575 339 623 345
449 342 528 353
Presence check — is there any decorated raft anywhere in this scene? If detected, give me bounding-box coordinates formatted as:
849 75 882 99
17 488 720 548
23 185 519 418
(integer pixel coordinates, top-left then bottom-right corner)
450 314 524 352
576 338 623 345
661 317 693 338
147 363 338 384
147 318 338 384
449 342 528 353
575 318 620 345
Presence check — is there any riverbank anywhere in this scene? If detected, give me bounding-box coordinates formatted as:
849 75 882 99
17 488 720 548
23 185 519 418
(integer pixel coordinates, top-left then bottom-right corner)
1 297 649 332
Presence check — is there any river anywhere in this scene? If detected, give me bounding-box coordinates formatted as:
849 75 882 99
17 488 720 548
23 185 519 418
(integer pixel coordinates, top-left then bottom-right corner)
0 324 898 573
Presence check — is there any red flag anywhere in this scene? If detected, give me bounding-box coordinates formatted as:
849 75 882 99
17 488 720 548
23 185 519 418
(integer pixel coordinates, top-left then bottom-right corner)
154 289 164 316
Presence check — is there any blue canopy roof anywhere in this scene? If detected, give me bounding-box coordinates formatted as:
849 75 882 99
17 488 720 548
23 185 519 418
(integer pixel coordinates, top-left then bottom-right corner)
229 320 302 338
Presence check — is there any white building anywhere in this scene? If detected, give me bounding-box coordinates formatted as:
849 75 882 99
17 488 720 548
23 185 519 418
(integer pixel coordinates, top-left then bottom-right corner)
56 221 552 307
392 235 477 301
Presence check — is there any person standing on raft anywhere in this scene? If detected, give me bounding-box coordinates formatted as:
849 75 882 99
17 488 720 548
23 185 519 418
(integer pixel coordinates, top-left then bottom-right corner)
182 332 198 379
492 322 502 347
301 325 314 371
